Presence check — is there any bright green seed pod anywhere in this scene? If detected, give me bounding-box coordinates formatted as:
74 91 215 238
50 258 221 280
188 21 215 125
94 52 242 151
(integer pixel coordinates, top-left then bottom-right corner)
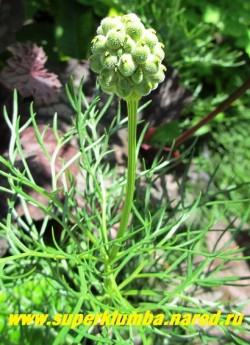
91 35 107 54
142 55 160 75
100 84 115 94
132 42 150 64
116 77 132 98
123 35 136 53
149 65 166 83
118 53 136 77
151 83 158 91
133 79 152 96
89 54 103 73
121 13 139 23
122 14 144 41
106 28 126 50
153 42 165 60
100 17 121 35
144 28 158 49
99 69 116 88
96 26 104 35
124 20 144 41
101 51 118 70
131 68 143 84
117 49 123 58
90 13 166 99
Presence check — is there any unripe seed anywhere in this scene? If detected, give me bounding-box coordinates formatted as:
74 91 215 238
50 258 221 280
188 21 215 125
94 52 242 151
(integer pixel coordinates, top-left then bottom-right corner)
118 54 136 77
149 65 166 83
117 49 123 58
134 79 152 96
116 77 132 98
123 35 136 53
151 83 158 90
142 55 160 75
100 17 122 35
101 51 118 70
89 54 103 73
99 69 116 88
144 28 158 49
96 26 104 35
106 28 126 50
100 84 115 94
122 13 139 23
132 42 150 64
124 19 144 41
131 68 143 84
153 42 165 60
91 35 106 54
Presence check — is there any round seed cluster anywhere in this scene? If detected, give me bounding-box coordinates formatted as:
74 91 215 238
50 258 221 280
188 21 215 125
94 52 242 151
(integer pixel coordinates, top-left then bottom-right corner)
89 13 166 99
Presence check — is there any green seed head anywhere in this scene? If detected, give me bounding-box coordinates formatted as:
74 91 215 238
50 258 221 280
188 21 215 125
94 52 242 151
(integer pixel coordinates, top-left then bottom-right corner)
90 13 166 99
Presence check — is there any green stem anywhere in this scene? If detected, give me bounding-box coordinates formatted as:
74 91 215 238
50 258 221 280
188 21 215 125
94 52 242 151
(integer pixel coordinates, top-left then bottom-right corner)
110 97 139 261
104 261 133 309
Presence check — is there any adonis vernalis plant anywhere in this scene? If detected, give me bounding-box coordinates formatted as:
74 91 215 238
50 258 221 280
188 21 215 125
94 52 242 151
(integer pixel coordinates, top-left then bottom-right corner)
0 11 248 345
90 13 166 266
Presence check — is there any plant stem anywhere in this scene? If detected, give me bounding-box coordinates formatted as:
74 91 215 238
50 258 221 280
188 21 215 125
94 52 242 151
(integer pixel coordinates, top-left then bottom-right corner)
110 97 138 261
104 260 133 308
174 77 250 148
